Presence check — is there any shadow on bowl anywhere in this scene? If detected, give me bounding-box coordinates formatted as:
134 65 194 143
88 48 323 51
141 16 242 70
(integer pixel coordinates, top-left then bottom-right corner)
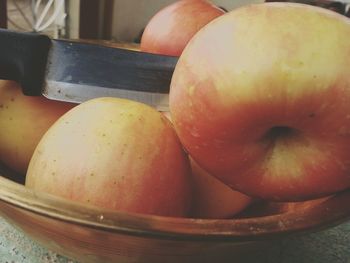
0 163 349 263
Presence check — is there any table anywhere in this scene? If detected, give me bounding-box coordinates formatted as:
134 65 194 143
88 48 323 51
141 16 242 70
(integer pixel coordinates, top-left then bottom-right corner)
0 216 349 263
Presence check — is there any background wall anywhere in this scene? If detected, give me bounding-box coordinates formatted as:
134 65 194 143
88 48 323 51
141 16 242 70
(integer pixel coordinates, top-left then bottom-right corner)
109 0 263 42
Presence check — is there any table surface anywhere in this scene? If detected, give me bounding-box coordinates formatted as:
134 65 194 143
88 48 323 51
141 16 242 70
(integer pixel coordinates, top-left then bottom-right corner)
0 216 349 263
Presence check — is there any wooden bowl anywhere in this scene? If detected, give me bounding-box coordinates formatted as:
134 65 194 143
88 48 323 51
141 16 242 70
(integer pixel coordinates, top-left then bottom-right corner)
0 164 349 263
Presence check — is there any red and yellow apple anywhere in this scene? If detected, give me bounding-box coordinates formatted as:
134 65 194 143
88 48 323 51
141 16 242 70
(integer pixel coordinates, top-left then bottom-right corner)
140 0 225 56
26 97 193 217
0 80 75 175
169 3 350 201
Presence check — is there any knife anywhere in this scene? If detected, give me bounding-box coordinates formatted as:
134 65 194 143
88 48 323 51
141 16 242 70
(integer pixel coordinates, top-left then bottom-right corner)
0 29 178 111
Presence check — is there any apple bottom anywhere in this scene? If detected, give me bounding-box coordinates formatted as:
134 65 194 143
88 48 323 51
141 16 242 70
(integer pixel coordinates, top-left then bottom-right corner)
177 115 350 201
169 67 350 201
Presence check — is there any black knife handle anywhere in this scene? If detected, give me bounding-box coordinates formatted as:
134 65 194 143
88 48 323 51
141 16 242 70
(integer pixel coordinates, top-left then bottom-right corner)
0 29 51 95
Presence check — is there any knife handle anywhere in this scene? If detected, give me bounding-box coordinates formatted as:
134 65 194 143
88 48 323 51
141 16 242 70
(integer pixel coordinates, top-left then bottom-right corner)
0 29 51 95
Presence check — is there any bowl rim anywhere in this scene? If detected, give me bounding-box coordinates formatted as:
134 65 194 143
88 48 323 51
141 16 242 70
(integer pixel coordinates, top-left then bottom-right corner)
0 175 349 242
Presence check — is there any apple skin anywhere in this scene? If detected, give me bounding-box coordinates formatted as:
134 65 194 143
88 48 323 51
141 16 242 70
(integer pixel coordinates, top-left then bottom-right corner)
190 157 253 219
169 3 350 201
162 111 253 218
0 80 75 175
140 0 225 56
26 97 193 217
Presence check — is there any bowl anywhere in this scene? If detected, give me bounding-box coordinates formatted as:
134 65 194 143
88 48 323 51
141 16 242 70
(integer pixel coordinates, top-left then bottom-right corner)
0 163 349 263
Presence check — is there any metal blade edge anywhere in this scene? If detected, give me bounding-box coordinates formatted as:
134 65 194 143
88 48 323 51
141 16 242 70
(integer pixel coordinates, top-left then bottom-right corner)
43 80 170 112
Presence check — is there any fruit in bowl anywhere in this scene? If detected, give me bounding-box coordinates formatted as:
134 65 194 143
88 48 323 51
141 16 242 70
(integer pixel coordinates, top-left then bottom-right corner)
140 0 225 56
169 2 350 201
1 3 350 261
25 97 193 217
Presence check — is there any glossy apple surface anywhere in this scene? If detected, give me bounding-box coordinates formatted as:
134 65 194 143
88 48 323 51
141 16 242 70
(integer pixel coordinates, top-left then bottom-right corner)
26 97 193 217
169 3 350 201
0 80 75 175
140 0 225 56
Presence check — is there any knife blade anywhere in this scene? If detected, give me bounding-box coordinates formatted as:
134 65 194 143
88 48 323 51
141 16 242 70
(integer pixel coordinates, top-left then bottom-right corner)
0 29 178 111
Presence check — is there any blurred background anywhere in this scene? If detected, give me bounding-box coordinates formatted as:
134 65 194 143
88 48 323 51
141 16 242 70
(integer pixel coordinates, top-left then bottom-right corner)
1 0 350 43
0 0 263 42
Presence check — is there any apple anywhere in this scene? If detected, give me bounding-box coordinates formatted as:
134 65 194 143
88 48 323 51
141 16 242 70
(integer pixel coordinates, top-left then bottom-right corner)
25 97 193 217
0 80 75 175
140 0 225 56
169 3 350 201
190 157 253 219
